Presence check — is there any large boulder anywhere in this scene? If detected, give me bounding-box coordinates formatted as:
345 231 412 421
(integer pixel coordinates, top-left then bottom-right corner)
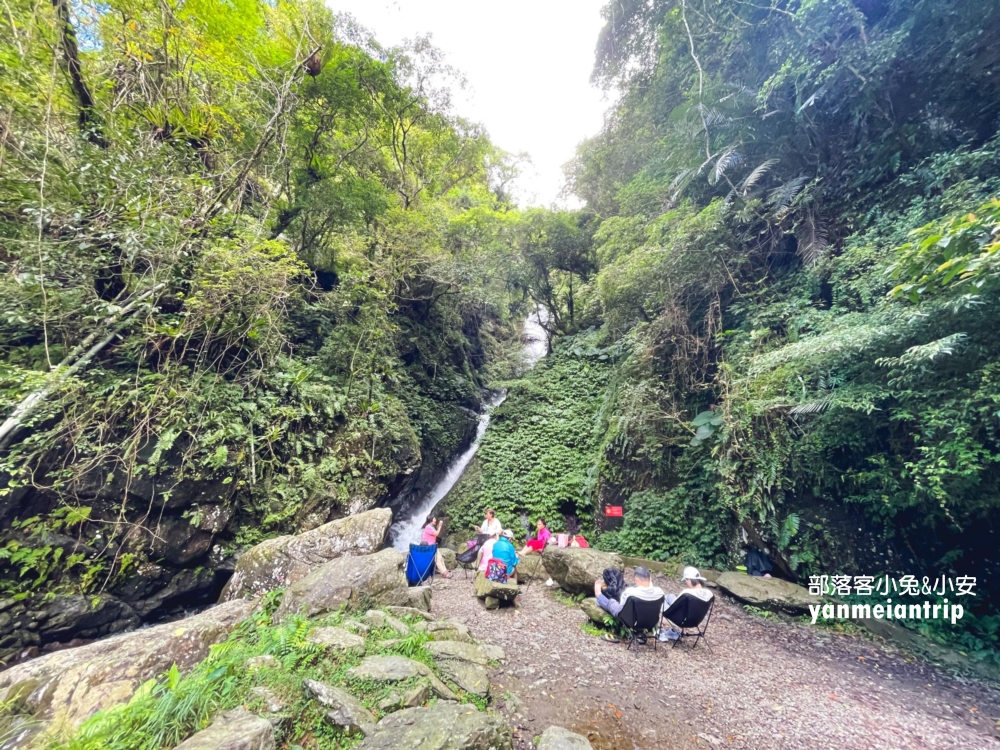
473 573 519 608
303 679 375 737
220 508 392 601
347 655 458 701
273 549 409 620
715 573 815 614
537 725 593 750
173 707 275 750
358 703 512 750
543 549 623 596
0 599 255 742
515 554 548 581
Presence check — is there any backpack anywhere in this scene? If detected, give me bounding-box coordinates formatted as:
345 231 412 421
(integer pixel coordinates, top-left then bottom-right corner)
602 567 624 601
485 558 508 583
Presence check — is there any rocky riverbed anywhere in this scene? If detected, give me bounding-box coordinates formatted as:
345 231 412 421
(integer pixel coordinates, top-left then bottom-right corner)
2 515 998 750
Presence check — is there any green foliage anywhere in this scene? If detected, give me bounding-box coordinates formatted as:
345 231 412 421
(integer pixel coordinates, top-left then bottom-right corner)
57 599 482 750
889 199 1000 303
0 0 525 598
550 0 1000 659
442 333 614 536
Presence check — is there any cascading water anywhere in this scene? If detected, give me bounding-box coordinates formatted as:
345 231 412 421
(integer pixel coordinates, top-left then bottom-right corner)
390 307 548 550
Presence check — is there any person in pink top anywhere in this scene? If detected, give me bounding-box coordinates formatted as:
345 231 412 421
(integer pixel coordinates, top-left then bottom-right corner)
420 515 452 578
518 517 552 555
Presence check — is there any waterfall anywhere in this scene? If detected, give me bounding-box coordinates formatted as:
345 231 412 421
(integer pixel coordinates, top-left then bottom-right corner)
389 307 548 550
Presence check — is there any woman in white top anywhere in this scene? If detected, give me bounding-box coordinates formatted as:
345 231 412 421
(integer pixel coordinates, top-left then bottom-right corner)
477 508 502 536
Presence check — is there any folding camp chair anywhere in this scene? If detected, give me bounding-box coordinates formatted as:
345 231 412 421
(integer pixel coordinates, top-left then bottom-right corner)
661 594 714 651
406 543 437 587
617 596 665 653
455 534 489 581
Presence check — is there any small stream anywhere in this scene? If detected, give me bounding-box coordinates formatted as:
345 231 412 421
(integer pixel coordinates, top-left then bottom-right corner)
389 307 548 550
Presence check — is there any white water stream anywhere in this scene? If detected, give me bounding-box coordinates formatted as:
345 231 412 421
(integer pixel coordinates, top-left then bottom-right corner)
390 308 548 550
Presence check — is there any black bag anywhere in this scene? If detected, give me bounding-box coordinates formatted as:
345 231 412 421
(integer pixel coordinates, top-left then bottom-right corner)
602 567 624 602
746 547 773 577
456 534 490 565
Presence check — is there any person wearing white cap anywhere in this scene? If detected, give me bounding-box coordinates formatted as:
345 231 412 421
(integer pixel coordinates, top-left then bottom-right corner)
658 566 714 641
670 566 714 604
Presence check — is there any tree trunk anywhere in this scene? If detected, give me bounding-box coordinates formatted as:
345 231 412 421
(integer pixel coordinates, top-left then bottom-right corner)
51 0 107 147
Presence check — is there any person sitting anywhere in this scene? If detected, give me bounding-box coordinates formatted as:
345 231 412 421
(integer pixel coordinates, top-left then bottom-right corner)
518 517 551 555
476 532 499 574
476 508 502 536
666 566 714 606
659 566 714 641
491 529 521 583
420 514 453 579
593 566 665 618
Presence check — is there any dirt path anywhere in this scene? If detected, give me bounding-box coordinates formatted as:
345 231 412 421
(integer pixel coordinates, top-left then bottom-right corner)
428 571 1000 750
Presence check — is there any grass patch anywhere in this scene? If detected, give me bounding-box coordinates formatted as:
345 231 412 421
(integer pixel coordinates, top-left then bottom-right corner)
54 593 484 750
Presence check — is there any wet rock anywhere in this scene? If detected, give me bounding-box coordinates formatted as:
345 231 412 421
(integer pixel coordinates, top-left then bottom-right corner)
173 706 274 750
358 702 511 750
537 725 592 750
473 573 519 605
113 564 224 619
146 509 229 566
303 679 375 737
0 600 255 742
221 508 392 601
273 549 409 620
306 626 365 656
37 594 139 643
543 549 623 596
715 573 815 615
347 655 458 701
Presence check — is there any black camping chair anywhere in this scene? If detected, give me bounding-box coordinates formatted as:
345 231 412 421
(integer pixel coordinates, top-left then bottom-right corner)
617 596 665 653
661 593 714 651
455 534 489 580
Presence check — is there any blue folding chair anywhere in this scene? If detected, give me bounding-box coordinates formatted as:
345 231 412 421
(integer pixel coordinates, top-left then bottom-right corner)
406 543 437 586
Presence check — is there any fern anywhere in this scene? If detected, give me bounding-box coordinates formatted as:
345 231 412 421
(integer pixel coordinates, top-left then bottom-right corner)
796 210 829 264
709 147 745 185
768 175 808 217
738 158 778 197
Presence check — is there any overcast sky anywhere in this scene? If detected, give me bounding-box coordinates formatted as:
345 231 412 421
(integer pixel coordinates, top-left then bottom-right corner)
329 0 611 208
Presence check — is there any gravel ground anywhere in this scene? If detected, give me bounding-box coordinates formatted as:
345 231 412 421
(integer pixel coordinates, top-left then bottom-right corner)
428 571 1000 750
